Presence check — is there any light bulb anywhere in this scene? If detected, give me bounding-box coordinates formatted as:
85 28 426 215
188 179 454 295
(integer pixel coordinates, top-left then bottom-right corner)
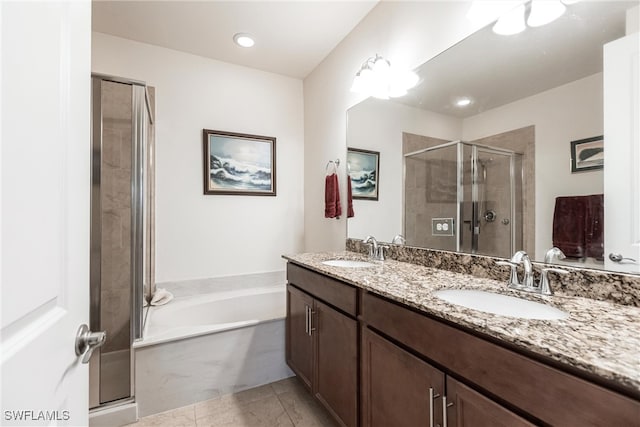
388 87 408 98
350 73 363 93
372 56 391 84
493 3 526 35
467 1 523 26
527 0 566 27
400 71 419 90
456 97 472 107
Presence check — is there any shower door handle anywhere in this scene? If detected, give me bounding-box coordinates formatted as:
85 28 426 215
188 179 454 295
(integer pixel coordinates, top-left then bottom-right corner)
609 253 638 264
75 324 106 364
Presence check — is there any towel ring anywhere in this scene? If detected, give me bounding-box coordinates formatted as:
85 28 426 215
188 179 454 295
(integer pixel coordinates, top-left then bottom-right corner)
325 159 340 171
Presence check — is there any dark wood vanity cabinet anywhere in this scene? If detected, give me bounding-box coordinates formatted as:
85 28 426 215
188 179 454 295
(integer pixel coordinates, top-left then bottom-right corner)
285 262 640 427
286 284 314 388
286 264 358 427
361 326 532 427
445 377 534 427
361 290 640 427
361 326 445 427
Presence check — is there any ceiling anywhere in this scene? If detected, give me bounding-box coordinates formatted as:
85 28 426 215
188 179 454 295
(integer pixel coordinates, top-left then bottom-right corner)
397 1 635 118
92 0 378 79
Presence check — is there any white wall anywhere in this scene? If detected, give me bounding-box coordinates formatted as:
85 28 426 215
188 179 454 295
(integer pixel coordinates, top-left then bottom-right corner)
627 5 639 34
303 1 482 252
92 33 304 283
346 98 462 241
462 73 604 261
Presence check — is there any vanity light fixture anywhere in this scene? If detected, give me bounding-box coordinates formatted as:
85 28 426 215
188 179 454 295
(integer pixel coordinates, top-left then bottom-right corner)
493 3 527 35
351 54 418 99
233 33 255 48
527 0 566 27
485 0 577 35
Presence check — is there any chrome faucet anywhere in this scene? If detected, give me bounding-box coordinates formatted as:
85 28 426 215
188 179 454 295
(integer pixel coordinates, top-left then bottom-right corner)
544 247 566 264
496 250 534 290
511 250 534 289
363 235 378 258
363 235 388 261
392 234 406 245
497 250 569 295
538 267 569 295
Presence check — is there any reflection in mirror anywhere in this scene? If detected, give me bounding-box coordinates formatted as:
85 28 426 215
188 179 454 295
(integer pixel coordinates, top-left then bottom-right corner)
346 1 640 274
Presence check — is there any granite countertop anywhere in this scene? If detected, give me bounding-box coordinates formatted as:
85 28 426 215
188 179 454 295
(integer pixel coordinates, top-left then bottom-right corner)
283 251 640 394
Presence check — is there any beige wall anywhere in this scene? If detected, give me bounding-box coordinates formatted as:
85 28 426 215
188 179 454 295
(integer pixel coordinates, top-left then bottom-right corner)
93 33 305 282
303 1 481 251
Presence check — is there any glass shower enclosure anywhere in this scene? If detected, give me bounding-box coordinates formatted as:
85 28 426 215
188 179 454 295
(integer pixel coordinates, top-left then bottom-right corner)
89 74 155 409
404 141 523 258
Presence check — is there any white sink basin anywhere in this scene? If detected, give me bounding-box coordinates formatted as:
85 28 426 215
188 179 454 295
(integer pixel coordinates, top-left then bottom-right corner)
433 289 568 320
322 259 375 268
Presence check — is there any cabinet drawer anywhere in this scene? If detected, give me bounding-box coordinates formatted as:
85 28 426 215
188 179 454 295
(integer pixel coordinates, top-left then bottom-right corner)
362 291 640 426
287 263 357 316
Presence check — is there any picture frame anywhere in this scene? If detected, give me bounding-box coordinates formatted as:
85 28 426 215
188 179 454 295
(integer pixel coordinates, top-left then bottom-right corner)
570 135 603 173
202 129 276 196
347 147 379 200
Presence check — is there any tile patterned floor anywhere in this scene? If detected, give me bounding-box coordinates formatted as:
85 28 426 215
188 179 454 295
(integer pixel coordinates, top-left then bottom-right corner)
127 377 338 427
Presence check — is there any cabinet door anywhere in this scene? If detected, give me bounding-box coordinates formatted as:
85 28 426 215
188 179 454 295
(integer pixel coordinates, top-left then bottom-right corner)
445 377 534 427
314 300 358 427
361 327 445 427
286 284 314 389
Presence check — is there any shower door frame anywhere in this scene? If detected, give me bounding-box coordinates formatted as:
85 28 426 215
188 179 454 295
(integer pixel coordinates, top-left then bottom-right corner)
402 140 522 256
90 73 153 410
469 144 521 256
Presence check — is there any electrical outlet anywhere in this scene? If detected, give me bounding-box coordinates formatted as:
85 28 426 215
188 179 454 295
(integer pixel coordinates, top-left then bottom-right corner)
432 218 454 236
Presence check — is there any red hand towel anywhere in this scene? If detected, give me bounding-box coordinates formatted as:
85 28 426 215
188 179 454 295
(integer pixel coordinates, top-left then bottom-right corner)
553 196 587 258
347 176 355 218
324 173 342 218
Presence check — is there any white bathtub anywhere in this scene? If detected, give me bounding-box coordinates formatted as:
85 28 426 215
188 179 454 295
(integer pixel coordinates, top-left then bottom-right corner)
137 285 286 347
133 282 293 417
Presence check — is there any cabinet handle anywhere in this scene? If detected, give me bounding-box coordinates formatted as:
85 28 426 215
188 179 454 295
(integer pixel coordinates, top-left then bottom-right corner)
305 305 310 336
442 396 454 427
309 309 316 335
429 387 440 427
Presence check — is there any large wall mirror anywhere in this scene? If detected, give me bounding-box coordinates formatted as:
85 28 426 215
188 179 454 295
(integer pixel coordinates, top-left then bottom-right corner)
347 1 639 274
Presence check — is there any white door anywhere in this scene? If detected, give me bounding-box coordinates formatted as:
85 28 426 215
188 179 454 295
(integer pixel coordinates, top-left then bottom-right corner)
604 33 640 273
1 1 91 426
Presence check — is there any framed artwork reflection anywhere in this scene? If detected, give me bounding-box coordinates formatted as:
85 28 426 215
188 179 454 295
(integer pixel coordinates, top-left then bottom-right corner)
347 147 379 200
571 136 603 173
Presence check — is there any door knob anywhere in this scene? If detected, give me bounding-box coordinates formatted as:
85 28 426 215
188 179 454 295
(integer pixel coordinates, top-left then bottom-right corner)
609 253 638 264
75 324 106 364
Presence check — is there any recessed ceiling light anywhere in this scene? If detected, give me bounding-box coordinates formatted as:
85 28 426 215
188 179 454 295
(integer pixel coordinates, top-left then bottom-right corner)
233 33 255 48
456 97 473 107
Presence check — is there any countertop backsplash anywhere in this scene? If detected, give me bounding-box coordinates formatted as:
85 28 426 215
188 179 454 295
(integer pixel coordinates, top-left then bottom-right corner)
346 238 640 307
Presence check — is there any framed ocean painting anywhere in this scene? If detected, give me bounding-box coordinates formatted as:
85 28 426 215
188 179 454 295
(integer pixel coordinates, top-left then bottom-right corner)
347 147 379 200
202 129 276 196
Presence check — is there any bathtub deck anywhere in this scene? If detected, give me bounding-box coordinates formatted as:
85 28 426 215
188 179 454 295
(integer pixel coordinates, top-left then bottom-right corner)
127 377 337 427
